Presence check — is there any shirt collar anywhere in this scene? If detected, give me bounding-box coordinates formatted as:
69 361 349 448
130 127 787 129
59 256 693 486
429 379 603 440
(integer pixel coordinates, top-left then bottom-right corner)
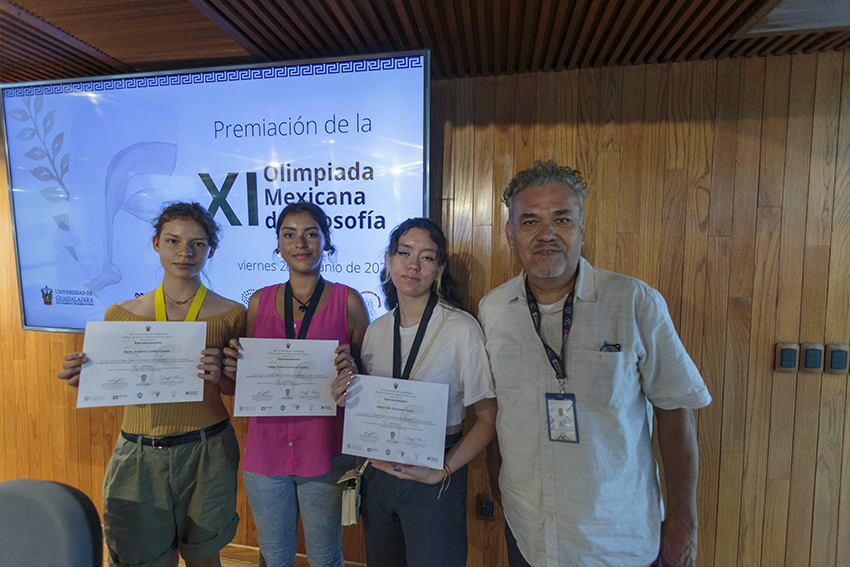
508 256 597 303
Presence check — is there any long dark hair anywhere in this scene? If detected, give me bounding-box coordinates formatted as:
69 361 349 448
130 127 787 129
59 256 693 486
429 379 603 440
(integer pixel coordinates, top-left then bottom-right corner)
380 218 460 309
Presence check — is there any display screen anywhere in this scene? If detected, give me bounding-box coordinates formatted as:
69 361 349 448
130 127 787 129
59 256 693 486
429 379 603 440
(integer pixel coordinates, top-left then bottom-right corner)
1 51 429 331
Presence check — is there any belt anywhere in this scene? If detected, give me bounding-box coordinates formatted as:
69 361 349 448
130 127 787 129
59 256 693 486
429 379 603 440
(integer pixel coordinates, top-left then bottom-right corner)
121 419 229 449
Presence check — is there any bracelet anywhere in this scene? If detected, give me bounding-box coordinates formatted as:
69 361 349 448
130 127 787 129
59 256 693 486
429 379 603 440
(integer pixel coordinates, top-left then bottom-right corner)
437 463 452 499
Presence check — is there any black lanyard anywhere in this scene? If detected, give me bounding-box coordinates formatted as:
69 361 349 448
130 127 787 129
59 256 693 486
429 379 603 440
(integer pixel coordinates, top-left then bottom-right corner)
393 291 439 380
525 277 575 393
283 277 325 339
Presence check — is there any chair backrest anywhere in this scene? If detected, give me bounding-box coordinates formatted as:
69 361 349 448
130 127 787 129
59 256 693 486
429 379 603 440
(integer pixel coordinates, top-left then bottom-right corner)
0 478 102 567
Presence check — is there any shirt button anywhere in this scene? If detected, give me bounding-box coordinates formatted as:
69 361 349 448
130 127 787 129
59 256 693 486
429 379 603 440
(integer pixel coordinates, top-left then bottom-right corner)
288 442 293 447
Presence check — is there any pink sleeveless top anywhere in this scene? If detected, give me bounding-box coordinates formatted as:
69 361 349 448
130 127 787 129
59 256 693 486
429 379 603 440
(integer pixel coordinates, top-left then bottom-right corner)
241 282 351 476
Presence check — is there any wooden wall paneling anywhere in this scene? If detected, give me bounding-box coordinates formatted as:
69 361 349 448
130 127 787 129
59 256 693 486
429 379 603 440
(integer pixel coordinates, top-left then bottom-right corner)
598 66 622 153
614 232 640 279
469 77 496 310
695 235 730 567
450 79 475 309
576 67 600 265
638 64 668 289
33 333 55 478
737 206 781 567
492 74 517 285
596 151 620 271
666 62 691 171
429 80 446 221
832 52 850 567
680 59 715 368
513 73 538 273
757 56 791 208
805 52 843 248
715 295 752 566
708 58 740 238
810 375 846 567
534 71 558 160
657 168 687 330
785 373 824 566
438 79 457 231
617 65 645 236
555 69 579 172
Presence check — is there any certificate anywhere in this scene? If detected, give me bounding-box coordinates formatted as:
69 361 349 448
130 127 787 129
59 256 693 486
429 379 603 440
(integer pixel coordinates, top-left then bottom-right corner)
233 338 338 417
342 374 449 469
77 321 207 408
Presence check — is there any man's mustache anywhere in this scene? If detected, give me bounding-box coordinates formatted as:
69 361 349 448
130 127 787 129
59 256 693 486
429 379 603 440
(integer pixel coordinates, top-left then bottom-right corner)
530 244 566 254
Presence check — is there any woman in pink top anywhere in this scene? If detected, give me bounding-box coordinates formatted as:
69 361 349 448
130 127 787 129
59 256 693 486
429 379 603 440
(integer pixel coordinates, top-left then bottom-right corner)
224 201 369 567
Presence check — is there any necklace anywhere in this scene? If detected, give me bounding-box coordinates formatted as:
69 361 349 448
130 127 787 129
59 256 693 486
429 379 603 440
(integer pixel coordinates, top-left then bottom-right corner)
292 293 309 313
162 289 198 306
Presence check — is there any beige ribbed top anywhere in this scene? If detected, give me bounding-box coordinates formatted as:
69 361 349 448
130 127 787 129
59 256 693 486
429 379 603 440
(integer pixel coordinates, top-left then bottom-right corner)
105 303 247 436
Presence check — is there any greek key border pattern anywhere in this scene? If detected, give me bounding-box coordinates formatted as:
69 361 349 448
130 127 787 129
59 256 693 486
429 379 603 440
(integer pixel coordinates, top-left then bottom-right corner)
4 55 423 98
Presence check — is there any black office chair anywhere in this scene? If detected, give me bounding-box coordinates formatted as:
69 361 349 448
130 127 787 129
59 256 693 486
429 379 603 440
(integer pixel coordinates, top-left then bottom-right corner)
0 478 103 567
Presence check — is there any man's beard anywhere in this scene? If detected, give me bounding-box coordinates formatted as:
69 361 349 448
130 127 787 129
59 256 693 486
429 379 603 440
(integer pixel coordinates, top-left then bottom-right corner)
527 244 567 278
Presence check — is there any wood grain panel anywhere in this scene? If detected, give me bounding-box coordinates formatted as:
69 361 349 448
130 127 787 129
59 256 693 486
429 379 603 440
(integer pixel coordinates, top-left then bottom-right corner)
595 151 620 271
492 74 517 284
657 168 687 329
805 51 842 247
785 374 823 566
617 65 645 235
576 67 600 265
696 235 730 567
757 56 791 208
473 76 496 227
810 376 846 567
714 451 744 566
833 52 850 567
680 59 715 366
534 71 557 160
598 66 622 152
708 58 740 237
738 206 781 567
666 62 691 170
555 69 579 173
728 56 764 300
638 64 668 288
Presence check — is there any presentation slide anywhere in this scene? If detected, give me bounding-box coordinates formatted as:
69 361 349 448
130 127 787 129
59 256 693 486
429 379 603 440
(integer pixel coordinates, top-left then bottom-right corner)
1 52 428 330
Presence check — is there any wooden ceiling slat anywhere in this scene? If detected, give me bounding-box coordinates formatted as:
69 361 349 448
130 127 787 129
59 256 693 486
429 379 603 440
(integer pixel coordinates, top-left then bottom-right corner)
372 0 405 49
442 0 468 77
424 1 454 78
542 0 573 70
475 0 490 75
460 0 477 75
531 0 555 73
185 0 268 57
491 0 502 75
2 1 847 85
253 0 323 56
584 0 621 67
207 0 302 57
555 0 589 70
608 0 654 66
390 0 420 50
505 0 520 74
338 0 382 53
696 0 759 60
357 0 393 49
323 0 368 52
621 0 672 64
669 0 730 62
595 0 639 67
568 0 605 69
635 0 691 64
642 0 707 64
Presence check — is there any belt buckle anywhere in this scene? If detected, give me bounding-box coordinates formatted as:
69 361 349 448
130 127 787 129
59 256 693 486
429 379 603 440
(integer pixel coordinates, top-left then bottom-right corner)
151 437 166 450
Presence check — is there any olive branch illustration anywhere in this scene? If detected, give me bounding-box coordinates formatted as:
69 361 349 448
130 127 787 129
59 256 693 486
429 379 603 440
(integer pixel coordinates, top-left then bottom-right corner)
9 94 76 258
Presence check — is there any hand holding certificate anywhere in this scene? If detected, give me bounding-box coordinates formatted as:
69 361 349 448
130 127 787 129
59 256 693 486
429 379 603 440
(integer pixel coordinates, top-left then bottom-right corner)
342 374 449 469
233 338 339 417
76 321 207 408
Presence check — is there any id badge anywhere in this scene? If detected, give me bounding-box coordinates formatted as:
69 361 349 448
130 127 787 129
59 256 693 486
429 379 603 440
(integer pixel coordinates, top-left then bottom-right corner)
546 393 579 443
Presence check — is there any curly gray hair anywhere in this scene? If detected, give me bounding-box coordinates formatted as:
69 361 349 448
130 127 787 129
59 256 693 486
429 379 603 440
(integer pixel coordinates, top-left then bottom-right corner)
502 160 588 221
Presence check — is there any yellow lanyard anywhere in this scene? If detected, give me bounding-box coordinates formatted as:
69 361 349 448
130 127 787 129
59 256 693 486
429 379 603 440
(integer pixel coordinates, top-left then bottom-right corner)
154 283 207 322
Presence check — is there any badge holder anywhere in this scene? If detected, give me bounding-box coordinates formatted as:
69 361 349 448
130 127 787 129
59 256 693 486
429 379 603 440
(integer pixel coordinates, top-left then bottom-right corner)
546 393 579 443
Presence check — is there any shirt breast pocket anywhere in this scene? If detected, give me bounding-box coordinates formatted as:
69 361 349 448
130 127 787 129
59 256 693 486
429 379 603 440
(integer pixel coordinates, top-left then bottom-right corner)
570 349 638 409
488 344 523 392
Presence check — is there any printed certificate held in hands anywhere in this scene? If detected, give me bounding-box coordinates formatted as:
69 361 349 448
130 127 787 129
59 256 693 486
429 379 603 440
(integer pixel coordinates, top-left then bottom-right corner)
233 338 339 417
342 374 449 469
77 321 207 408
